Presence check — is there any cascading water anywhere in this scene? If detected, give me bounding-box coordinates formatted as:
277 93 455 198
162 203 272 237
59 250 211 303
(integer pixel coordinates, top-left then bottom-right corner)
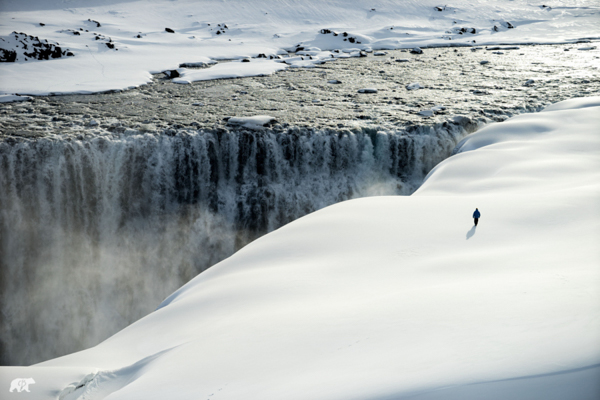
0 119 475 365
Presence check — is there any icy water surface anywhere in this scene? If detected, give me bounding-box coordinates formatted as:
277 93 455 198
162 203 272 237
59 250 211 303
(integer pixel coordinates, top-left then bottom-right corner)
0 43 599 366
1 43 598 136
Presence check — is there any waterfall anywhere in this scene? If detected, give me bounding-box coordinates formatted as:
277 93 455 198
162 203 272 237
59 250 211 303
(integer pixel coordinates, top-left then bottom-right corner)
0 120 474 365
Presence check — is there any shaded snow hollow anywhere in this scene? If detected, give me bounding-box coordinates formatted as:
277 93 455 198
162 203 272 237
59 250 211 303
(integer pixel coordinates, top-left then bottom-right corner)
0 97 596 399
0 0 599 95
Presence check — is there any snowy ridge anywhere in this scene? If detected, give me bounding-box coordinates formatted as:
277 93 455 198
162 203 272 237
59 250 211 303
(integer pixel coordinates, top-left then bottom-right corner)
0 0 599 95
0 97 596 399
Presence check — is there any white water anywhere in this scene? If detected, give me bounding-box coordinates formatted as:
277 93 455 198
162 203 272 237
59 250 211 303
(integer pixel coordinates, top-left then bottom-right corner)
0 121 472 365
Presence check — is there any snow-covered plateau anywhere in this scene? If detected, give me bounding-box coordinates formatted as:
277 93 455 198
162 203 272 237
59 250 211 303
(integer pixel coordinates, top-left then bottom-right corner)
0 0 599 96
1 1 600 398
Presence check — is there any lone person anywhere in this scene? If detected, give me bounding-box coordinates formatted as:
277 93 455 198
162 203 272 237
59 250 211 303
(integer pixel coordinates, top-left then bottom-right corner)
473 208 481 226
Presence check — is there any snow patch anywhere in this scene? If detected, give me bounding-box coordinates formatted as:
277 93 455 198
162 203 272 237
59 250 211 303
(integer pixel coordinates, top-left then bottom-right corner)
172 60 287 83
226 115 277 129
0 94 32 103
406 82 423 90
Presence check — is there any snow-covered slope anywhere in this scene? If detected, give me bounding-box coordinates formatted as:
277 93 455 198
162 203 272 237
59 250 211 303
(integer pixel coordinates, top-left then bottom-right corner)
1 0 599 95
1 97 597 399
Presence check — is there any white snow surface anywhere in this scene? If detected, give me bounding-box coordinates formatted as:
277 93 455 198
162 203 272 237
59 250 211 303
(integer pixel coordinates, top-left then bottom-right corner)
1 0 599 95
173 60 287 84
226 115 277 130
1 97 598 399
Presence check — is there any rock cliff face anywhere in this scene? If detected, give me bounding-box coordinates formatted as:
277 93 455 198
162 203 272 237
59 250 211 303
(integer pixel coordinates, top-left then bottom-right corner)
0 120 471 365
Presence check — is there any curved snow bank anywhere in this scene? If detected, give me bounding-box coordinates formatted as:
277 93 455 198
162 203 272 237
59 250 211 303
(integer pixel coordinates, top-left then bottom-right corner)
6 97 596 399
419 96 600 195
1 0 599 95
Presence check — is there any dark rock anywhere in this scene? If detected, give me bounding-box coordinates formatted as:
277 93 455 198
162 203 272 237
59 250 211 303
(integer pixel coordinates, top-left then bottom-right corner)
320 29 332 34
163 69 180 78
495 22 515 31
434 6 446 11
39 23 45 26
0 49 17 62
106 42 115 49
241 58 250 62
87 19 101 27
456 27 476 34
257 53 267 58
165 28 175 33
4 32 74 62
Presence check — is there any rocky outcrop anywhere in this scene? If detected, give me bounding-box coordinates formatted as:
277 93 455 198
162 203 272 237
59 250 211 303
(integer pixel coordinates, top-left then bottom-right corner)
0 32 74 62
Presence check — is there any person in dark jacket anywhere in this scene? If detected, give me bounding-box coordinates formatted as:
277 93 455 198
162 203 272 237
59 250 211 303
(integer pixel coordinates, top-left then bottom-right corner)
473 208 481 226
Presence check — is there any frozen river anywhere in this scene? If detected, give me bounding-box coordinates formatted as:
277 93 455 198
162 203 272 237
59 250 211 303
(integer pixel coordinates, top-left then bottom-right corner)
1 44 598 137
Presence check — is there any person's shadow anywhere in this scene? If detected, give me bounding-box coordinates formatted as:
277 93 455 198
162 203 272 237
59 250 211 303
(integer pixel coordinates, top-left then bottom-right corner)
466 225 477 240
